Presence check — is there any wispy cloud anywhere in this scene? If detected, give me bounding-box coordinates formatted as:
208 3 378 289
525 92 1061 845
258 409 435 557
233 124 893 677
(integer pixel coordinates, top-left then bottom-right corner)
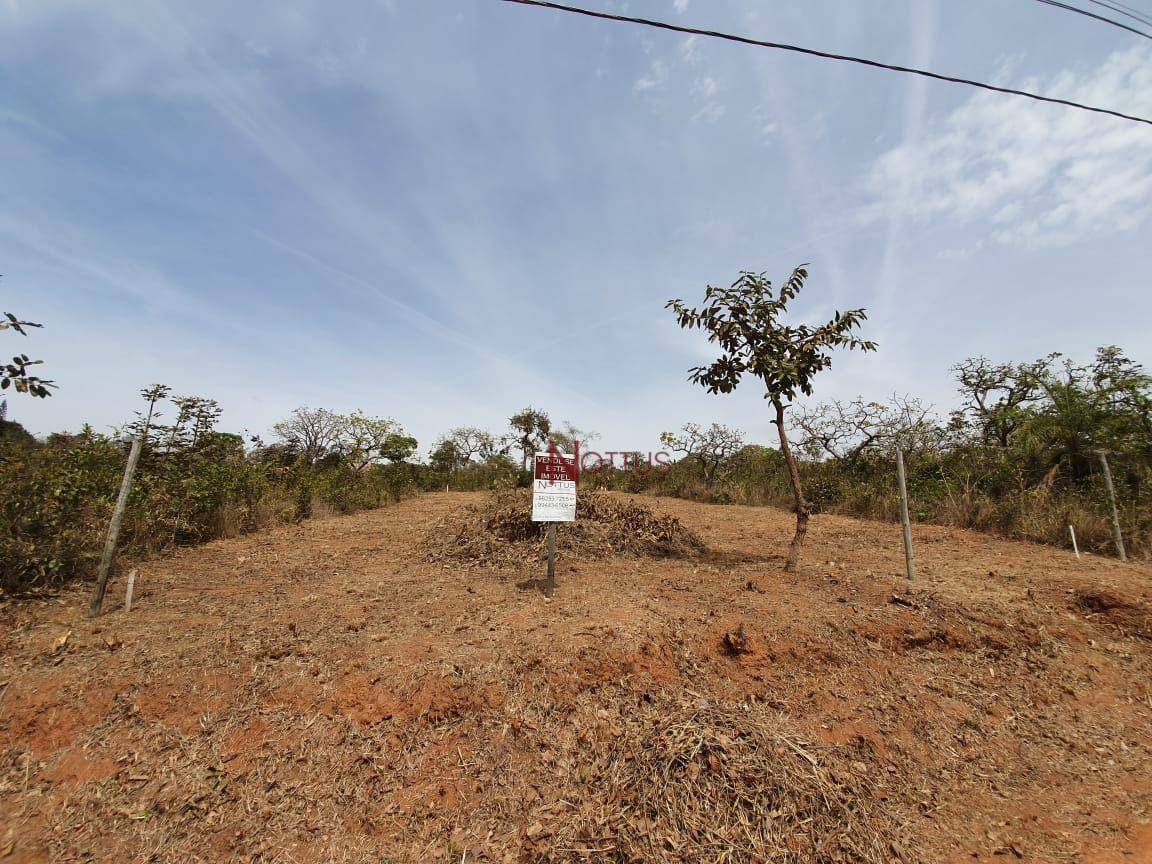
0 210 199 317
863 46 1152 248
873 0 937 335
679 35 700 67
3 0 1150 447
634 58 669 93
689 74 725 123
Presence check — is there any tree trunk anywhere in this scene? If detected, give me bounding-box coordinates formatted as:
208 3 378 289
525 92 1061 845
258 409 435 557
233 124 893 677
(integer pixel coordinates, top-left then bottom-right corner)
773 398 809 572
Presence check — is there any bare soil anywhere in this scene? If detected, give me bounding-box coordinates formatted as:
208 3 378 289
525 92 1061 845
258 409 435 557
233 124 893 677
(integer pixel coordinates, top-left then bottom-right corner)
1 492 1150 863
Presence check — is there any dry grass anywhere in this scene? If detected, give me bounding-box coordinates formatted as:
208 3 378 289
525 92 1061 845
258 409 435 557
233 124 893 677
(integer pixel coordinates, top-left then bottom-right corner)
4 492 1151 863
538 699 908 864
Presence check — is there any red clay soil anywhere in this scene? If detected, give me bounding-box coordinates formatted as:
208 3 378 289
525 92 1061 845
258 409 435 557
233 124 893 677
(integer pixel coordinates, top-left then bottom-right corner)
1 492 1150 863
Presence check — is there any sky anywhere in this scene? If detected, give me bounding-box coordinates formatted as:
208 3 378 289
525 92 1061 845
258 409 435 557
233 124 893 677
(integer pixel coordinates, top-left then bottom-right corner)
2 0 1150 454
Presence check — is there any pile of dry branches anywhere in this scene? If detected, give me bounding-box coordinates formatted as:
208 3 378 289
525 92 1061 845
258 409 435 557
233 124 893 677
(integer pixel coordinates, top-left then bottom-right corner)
421 490 706 566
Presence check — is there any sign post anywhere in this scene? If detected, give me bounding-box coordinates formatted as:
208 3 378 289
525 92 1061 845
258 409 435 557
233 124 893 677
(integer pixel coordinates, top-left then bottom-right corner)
546 523 556 596
532 451 577 597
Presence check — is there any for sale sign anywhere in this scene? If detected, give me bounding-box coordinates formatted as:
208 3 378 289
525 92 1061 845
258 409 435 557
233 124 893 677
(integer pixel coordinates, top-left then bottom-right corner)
532 451 577 522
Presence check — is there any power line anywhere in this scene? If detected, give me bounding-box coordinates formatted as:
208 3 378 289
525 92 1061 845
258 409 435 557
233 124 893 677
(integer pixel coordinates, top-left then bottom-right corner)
499 0 1152 127
1080 0 1152 28
1029 0 1152 40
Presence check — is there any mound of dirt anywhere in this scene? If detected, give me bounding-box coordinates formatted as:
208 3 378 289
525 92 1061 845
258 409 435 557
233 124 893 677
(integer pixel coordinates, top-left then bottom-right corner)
1073 587 1151 638
536 698 906 864
421 490 706 566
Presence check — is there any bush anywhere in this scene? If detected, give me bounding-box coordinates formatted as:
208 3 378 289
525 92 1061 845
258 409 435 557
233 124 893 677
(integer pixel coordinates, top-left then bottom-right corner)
0 432 420 596
419 455 522 493
584 444 1149 559
0 438 115 592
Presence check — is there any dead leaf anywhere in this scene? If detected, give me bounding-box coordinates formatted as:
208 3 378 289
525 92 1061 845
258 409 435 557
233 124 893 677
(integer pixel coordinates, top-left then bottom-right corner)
50 630 72 655
525 821 548 840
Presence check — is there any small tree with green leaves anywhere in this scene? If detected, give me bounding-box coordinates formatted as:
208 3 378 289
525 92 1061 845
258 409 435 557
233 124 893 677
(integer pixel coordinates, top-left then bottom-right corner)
2 311 54 398
667 266 876 571
125 383 171 446
379 431 418 464
430 438 465 473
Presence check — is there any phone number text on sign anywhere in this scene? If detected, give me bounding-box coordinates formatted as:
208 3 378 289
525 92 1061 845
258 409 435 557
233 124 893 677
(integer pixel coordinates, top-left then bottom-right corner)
532 452 577 522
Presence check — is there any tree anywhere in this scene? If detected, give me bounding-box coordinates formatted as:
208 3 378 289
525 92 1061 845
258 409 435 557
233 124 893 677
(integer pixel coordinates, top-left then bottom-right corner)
187 397 223 447
126 383 171 445
1091 346 1152 458
1 310 54 398
272 407 416 468
338 412 403 470
272 406 342 464
548 421 598 455
659 422 744 488
1024 348 1152 482
950 357 1042 448
442 426 501 463
509 407 552 470
793 395 943 463
668 266 876 571
948 347 1152 486
379 431 418 464
157 395 223 450
430 438 466 473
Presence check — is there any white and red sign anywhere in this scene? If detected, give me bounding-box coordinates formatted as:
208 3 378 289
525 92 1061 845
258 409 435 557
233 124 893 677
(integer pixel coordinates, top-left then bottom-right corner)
532 451 578 522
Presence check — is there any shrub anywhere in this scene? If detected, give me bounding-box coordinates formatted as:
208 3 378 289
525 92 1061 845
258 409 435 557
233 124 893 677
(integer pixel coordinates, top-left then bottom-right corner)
0 431 419 595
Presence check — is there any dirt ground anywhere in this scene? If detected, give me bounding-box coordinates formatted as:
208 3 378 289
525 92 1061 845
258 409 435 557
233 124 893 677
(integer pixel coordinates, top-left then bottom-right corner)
1 492 1150 863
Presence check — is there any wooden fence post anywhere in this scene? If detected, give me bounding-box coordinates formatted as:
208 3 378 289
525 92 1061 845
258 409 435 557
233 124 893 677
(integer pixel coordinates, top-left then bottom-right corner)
896 448 916 581
1096 451 1126 562
88 436 143 617
545 523 556 598
124 568 138 613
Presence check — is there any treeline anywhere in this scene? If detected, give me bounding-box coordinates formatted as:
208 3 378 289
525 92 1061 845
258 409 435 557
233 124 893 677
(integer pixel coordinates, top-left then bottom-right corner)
0 391 421 594
0 390 592 593
2 345 1146 593
410 345 1151 561
590 346 1151 559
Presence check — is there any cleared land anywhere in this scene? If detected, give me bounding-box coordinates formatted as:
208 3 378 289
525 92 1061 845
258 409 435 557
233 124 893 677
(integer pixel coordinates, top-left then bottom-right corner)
1 492 1150 863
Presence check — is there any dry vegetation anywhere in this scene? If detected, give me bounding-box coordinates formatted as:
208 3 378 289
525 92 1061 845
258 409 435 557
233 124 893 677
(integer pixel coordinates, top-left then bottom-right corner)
420 489 706 567
535 698 906 863
2 492 1151 863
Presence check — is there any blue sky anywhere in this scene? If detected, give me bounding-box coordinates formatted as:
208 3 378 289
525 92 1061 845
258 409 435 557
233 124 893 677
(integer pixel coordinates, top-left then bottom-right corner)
3 0 1150 454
